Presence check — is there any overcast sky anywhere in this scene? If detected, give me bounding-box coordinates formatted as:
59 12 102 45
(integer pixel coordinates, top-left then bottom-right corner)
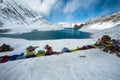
24 0 120 23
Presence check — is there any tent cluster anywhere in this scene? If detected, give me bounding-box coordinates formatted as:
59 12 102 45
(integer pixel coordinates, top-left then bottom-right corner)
24 45 95 58
0 44 95 63
0 35 120 64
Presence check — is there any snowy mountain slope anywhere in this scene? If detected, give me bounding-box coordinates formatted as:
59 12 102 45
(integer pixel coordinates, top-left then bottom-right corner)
87 12 120 25
79 12 120 40
80 12 120 32
0 0 62 33
91 24 120 40
0 38 120 80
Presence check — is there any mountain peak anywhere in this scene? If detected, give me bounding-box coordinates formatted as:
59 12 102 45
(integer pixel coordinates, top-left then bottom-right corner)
0 0 51 29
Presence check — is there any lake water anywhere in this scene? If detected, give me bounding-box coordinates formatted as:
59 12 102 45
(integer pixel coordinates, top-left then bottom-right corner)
0 28 91 40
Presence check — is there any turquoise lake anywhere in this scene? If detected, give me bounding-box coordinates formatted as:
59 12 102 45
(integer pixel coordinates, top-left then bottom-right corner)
0 28 91 40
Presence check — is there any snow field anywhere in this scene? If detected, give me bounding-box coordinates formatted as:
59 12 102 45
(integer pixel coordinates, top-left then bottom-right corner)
0 38 120 80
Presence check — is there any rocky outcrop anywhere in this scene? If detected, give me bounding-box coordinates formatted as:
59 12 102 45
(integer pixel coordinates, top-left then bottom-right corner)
74 24 84 28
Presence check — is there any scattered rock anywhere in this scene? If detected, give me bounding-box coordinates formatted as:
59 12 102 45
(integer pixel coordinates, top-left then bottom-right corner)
0 44 13 52
80 55 86 57
116 53 120 57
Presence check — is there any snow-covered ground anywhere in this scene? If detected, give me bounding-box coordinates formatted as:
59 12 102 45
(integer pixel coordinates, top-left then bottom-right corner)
0 18 120 80
91 24 120 40
0 1 120 79
0 16 120 80
80 21 120 33
0 38 95 56
80 21 120 40
0 38 120 80
1 24 64 34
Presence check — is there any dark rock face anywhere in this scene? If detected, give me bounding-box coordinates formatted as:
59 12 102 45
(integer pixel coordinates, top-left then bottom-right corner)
74 24 84 29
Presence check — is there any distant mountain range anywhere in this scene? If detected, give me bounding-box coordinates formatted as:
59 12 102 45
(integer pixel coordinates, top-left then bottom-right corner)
59 12 120 29
0 0 51 28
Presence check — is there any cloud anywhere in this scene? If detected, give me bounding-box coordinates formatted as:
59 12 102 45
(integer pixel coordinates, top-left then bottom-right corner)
24 0 41 10
39 0 58 15
63 0 80 14
52 0 64 11
22 0 58 16
63 0 96 14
